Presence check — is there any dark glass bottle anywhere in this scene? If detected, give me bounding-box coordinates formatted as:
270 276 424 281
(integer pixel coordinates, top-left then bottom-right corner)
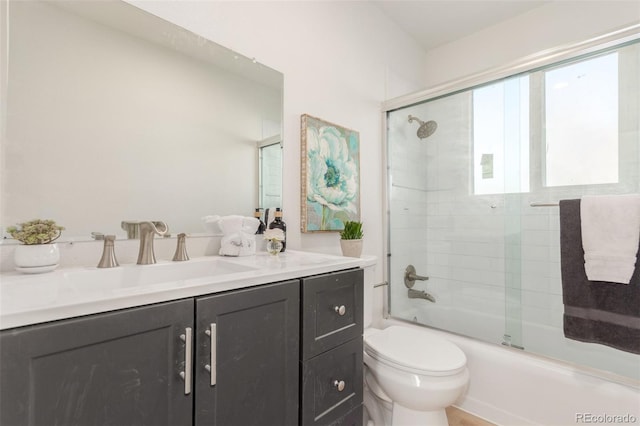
268 208 286 252
254 208 266 234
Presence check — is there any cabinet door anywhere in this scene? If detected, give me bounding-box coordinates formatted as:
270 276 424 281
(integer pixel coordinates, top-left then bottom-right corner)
0 299 194 426
195 280 300 426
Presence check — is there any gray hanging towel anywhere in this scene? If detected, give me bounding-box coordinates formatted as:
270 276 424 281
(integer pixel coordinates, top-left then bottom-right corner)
559 198 640 354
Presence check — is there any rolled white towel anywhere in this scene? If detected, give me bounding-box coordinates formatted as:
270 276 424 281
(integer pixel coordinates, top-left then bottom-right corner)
242 217 260 235
219 232 256 257
201 215 222 234
218 215 245 235
581 194 640 284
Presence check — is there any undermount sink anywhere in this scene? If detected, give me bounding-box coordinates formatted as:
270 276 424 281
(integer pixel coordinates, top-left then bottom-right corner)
61 257 258 291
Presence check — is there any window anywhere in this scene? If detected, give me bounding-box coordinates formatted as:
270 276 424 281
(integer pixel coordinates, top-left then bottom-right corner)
543 53 619 186
473 76 530 195
472 49 626 195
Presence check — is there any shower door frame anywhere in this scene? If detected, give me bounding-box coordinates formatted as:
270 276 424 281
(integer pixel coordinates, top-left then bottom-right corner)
380 23 640 323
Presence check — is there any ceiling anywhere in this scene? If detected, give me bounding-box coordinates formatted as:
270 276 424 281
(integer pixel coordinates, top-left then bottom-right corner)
372 1 548 51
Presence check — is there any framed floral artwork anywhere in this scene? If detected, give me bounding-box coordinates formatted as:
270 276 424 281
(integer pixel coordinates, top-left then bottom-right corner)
300 114 360 232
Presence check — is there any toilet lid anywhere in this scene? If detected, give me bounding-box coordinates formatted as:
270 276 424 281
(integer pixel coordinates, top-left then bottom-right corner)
364 326 467 375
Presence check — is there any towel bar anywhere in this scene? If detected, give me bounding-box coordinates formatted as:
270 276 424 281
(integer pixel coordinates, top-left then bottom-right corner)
530 202 559 207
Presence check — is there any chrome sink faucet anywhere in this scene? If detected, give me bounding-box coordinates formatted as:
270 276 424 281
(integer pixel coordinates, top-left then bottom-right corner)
137 221 168 265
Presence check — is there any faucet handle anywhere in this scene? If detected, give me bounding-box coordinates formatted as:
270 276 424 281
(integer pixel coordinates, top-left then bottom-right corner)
97 235 119 268
173 233 189 262
404 265 429 288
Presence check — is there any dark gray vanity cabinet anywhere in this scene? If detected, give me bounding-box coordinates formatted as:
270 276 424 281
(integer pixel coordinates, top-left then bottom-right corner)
300 269 364 426
0 299 194 426
194 280 300 426
0 280 300 426
0 268 362 426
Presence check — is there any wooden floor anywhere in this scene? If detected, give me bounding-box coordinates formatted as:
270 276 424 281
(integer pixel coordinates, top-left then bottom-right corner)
446 406 496 426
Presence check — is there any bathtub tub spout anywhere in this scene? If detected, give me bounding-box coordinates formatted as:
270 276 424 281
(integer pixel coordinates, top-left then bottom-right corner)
408 288 435 302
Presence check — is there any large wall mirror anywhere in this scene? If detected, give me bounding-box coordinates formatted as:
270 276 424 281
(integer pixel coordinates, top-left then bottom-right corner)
1 0 283 241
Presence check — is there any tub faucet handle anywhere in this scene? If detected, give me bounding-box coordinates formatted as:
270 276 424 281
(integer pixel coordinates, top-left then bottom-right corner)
404 264 429 288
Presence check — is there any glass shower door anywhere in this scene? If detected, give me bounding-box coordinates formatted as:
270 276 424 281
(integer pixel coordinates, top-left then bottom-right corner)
386 39 640 380
387 89 512 346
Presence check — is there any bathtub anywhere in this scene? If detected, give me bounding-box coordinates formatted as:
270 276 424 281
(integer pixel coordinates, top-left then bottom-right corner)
382 317 640 426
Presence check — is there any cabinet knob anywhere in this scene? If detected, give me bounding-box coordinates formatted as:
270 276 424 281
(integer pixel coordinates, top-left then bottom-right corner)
333 380 346 392
334 305 346 316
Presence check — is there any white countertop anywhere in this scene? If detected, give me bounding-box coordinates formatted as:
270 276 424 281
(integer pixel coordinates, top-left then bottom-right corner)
0 251 376 330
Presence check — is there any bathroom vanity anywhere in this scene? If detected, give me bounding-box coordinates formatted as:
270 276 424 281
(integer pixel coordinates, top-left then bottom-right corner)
0 252 369 426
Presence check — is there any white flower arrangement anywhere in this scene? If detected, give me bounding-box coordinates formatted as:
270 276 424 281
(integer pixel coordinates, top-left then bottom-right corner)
263 228 285 242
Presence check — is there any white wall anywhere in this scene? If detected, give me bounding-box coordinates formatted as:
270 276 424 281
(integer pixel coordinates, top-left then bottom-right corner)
421 1 640 88
128 0 429 287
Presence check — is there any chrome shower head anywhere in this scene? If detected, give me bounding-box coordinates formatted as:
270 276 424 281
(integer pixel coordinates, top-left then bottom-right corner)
408 114 437 139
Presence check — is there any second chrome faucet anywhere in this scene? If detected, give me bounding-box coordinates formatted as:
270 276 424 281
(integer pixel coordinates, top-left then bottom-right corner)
137 221 169 264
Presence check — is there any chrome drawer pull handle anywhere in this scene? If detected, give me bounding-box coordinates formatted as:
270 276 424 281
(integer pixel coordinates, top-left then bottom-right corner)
179 327 192 395
334 305 346 316
333 380 346 392
204 324 216 386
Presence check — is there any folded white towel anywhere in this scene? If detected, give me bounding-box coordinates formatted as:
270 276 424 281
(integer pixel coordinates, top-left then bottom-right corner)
219 232 256 256
201 215 222 234
581 194 640 284
208 215 260 256
218 215 245 235
241 217 260 235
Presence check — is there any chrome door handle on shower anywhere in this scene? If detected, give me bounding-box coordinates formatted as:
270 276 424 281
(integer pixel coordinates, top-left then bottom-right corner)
404 264 428 288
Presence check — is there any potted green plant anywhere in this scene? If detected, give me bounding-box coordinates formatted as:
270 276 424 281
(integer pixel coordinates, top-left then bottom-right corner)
339 220 363 258
7 219 65 273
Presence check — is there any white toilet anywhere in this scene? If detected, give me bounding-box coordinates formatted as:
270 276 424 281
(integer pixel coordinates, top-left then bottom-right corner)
362 266 469 426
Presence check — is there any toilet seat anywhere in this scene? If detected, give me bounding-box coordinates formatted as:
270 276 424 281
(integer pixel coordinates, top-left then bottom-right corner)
364 326 466 376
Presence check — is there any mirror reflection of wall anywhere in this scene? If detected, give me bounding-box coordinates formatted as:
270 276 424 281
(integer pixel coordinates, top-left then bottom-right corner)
1 0 283 241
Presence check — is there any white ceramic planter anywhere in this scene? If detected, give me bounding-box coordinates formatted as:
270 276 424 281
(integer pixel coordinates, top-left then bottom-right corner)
14 244 60 273
340 239 363 258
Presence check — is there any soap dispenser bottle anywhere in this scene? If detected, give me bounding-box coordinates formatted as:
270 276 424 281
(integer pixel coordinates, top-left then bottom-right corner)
268 207 286 252
254 208 266 234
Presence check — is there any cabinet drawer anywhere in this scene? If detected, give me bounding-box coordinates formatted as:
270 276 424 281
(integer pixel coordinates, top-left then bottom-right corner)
300 337 363 426
301 269 363 359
